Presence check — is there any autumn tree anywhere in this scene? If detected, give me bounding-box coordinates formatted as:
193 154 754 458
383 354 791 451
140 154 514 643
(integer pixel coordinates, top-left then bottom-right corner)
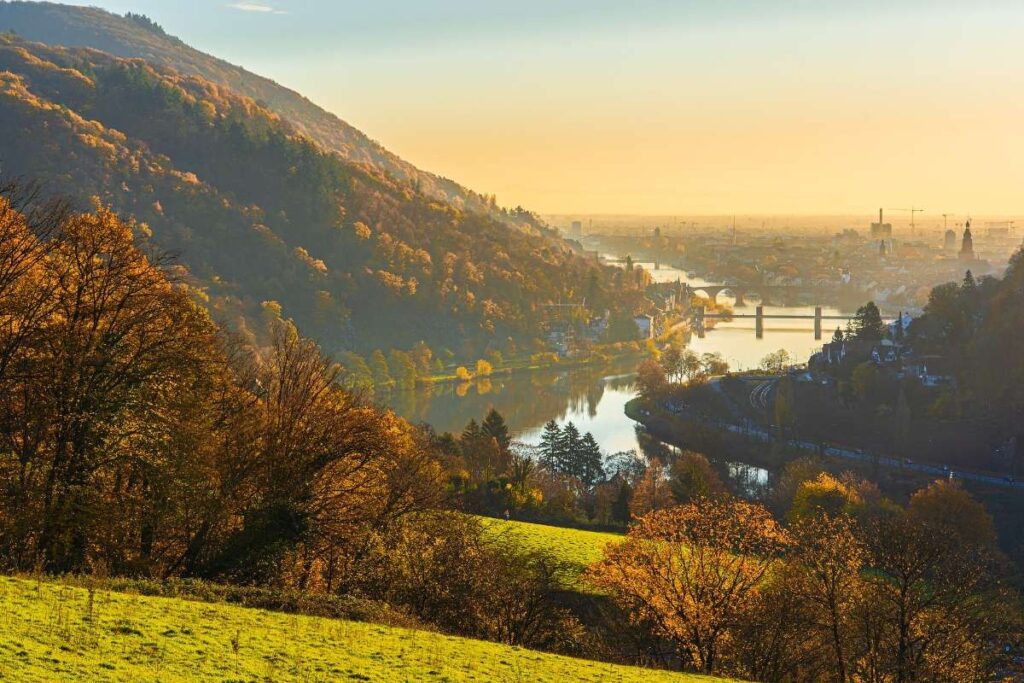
588 498 791 675
668 451 726 503
635 358 667 398
788 514 866 683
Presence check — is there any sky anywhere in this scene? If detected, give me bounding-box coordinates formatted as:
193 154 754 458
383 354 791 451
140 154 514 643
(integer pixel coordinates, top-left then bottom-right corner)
69 1 1024 215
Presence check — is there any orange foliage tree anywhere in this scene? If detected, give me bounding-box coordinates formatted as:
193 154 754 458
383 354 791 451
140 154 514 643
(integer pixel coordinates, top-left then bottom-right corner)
587 498 791 675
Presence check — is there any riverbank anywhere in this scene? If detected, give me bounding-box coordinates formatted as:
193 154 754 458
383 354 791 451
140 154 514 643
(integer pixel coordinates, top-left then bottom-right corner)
419 347 649 387
625 392 1024 493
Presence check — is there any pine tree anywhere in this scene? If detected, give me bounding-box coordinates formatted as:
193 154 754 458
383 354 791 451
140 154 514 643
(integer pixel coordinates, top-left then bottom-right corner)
539 420 562 472
852 301 885 341
560 422 582 476
579 432 606 488
481 408 511 452
462 418 481 443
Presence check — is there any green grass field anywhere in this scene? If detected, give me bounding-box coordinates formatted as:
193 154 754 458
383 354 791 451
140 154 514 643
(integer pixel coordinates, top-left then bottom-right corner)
481 517 623 570
0 575 732 682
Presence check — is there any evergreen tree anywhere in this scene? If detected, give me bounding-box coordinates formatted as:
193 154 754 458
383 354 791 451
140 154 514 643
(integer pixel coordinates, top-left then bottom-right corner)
832 327 844 343
462 418 481 443
852 301 885 341
963 269 976 289
579 432 606 488
559 422 582 476
481 408 511 452
538 420 562 472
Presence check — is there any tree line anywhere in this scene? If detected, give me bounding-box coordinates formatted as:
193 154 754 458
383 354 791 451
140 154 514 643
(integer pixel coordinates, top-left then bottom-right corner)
589 465 1022 681
0 183 585 652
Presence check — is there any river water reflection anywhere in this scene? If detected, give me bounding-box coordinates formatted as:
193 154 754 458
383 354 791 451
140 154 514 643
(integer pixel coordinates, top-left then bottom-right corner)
386 261 848 496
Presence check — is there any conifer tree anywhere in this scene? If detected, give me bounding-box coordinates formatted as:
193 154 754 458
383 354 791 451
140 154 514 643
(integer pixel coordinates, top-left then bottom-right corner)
481 408 511 452
538 420 562 472
578 432 606 488
560 422 582 476
462 418 481 443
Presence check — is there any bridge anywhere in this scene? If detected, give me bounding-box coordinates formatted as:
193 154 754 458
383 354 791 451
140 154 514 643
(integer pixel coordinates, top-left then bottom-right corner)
693 305 876 340
686 283 835 307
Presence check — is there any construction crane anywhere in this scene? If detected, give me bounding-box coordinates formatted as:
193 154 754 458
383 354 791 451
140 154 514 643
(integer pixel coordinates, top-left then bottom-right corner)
887 207 925 236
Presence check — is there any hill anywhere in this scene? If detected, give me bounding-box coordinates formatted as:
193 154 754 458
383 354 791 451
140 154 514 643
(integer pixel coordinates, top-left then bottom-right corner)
0 1 504 219
482 517 622 573
0 575 733 682
0 31 636 357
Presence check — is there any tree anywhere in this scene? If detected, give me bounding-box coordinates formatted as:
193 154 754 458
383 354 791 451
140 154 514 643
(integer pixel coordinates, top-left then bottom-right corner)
851 361 879 403
481 408 511 453
577 432 605 488
700 352 729 377
475 359 493 377
369 349 392 388
668 451 726 503
462 419 482 443
538 420 562 472
760 349 792 375
588 499 791 674
860 506 1010 683
787 514 866 683
389 349 418 389
558 422 582 476
636 358 667 398
852 301 885 341
832 327 844 343
788 473 863 522
627 459 672 518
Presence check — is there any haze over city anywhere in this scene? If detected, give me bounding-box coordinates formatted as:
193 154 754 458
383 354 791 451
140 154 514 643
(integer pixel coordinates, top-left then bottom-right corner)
57 0 1024 215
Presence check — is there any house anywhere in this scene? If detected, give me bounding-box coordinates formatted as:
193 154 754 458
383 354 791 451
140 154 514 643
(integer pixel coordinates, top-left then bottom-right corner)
819 338 875 366
903 354 956 388
870 340 904 365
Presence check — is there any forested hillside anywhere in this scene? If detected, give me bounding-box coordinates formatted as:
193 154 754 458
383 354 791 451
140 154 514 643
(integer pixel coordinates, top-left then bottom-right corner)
0 32 636 357
0 1 512 219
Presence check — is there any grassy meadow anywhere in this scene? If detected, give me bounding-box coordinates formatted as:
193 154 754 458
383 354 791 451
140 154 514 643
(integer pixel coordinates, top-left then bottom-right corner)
0 575 732 682
480 517 623 584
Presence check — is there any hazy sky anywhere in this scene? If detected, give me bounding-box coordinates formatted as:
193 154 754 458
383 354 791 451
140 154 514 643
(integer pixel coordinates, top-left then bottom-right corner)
72 1 1024 215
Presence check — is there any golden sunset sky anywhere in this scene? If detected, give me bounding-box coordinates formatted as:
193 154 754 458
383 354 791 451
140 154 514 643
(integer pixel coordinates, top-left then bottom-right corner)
85 1 1024 215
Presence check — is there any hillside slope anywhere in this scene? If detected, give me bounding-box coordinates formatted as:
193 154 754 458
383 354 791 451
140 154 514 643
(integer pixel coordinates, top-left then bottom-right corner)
0 576 733 682
0 1 501 218
0 34 629 356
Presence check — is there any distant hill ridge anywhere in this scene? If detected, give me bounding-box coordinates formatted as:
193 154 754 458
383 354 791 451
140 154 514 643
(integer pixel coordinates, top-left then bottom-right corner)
0 0 503 218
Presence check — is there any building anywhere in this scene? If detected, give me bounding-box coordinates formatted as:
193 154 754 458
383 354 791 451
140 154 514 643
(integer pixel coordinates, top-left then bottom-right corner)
944 229 957 251
569 220 583 239
633 314 654 340
870 208 892 239
959 221 975 261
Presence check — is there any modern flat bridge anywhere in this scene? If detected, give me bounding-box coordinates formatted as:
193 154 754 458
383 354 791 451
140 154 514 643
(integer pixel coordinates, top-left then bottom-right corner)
693 305 882 340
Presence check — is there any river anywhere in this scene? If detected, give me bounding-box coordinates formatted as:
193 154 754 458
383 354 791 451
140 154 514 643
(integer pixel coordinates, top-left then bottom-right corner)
385 261 848 494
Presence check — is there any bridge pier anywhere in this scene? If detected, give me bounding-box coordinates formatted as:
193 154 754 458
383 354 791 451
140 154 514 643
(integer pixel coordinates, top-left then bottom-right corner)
814 306 822 340
733 289 746 307
755 305 764 339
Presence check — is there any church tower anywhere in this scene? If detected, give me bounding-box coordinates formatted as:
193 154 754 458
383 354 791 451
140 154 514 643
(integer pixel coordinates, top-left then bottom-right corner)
959 221 974 261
